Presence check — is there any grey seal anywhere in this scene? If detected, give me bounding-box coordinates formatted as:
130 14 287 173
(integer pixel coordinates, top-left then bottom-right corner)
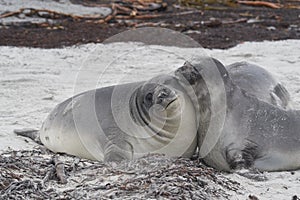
227 61 291 109
31 74 197 162
175 57 300 172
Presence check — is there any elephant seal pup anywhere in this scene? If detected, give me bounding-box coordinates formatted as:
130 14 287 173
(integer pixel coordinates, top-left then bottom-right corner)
175 57 300 172
227 61 291 109
38 74 198 162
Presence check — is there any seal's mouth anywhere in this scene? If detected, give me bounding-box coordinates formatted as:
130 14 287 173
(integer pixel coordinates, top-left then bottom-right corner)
165 98 178 109
155 93 179 112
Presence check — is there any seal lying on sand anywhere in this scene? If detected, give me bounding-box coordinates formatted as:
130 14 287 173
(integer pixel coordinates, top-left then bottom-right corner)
227 62 291 109
175 57 300 172
17 75 198 162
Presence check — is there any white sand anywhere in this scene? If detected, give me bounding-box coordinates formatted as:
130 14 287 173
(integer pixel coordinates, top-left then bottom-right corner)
1 40 300 199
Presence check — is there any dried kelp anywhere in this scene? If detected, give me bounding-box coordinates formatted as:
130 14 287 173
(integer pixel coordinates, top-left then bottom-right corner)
0 0 169 25
179 0 300 9
0 146 241 199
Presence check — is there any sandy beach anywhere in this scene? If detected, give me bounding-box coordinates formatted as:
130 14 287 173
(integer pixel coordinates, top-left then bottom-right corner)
1 40 300 199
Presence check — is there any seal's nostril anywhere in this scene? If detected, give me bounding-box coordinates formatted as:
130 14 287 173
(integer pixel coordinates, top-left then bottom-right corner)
158 91 168 99
157 99 163 104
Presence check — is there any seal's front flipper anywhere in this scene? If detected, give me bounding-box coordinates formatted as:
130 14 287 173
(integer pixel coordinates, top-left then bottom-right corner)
225 144 246 170
225 141 267 181
226 139 263 169
14 128 42 144
104 141 134 162
272 83 292 109
235 168 268 181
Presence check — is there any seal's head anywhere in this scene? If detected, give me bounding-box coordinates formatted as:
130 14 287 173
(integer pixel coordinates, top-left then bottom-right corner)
142 84 177 110
137 82 179 121
174 57 229 161
130 75 184 136
128 74 198 157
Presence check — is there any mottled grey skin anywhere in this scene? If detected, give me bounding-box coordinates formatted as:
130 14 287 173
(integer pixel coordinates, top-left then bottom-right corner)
227 62 291 109
39 75 198 162
175 58 300 172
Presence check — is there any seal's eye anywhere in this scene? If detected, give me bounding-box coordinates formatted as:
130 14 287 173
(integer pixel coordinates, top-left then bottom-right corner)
145 93 153 102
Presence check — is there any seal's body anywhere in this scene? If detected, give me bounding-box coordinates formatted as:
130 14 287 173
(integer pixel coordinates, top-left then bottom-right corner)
40 75 198 162
175 58 300 172
227 62 291 109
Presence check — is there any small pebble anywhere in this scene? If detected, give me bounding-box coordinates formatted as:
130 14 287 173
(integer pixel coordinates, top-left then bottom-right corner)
267 26 276 31
249 194 259 200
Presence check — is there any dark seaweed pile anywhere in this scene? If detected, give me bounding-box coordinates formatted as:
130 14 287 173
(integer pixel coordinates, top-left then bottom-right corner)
0 146 241 199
